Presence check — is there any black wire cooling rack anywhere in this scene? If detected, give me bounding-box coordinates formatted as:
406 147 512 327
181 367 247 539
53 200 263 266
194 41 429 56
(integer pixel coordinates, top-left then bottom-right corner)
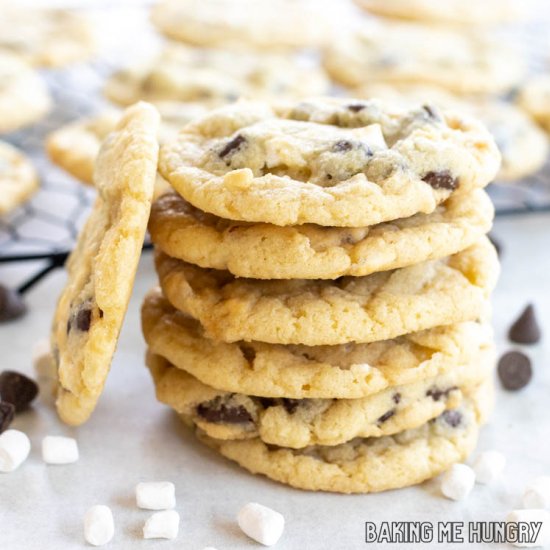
1 3 550 309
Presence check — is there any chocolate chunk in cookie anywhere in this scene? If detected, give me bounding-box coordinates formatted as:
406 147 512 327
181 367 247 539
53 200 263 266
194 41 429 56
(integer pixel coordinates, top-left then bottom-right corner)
197 397 253 424
508 304 541 344
442 410 462 427
498 351 532 390
422 170 458 191
0 370 39 412
219 134 246 159
377 409 396 423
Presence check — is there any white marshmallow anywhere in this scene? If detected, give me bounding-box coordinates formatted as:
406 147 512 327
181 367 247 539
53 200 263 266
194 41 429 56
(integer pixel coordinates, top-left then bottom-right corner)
201 547 219 550
32 338 56 379
237 502 285 546
523 476 550 509
507 509 550 547
473 450 506 484
0 429 31 472
84 505 114 546
441 463 475 501
136 481 176 510
143 510 179 540
42 436 79 464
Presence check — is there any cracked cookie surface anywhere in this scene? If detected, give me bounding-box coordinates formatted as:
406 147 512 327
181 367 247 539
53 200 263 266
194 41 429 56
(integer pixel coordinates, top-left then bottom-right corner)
155 237 499 345
147 348 494 448
159 98 500 227
142 289 494 399
51 102 159 425
149 189 493 279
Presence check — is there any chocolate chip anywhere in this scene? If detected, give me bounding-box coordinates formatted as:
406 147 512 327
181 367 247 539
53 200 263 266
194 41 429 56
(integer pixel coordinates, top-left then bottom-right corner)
442 410 462 427
422 105 438 119
392 393 401 404
258 397 277 409
488 233 502 257
219 134 246 158
0 371 39 412
332 140 354 153
347 104 365 113
240 345 256 363
75 307 92 332
0 284 27 323
197 397 253 424
378 409 395 423
422 170 458 191
498 351 532 390
0 402 15 433
508 304 541 345
426 386 457 402
281 399 301 414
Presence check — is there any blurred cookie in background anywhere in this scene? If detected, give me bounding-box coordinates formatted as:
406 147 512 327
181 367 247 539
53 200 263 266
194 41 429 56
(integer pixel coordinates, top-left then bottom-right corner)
151 0 332 50
353 0 526 26
356 83 548 181
0 141 39 215
47 101 208 187
104 44 330 107
517 75 550 134
324 21 524 95
0 52 51 134
0 5 95 68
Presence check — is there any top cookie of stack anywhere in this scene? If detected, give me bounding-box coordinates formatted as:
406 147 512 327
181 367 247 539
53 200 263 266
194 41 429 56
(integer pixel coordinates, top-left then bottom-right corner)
142 96 500 493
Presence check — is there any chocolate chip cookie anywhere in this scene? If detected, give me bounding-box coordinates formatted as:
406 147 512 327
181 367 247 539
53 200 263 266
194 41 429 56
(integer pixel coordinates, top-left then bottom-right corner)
147 347 494 448
324 21 523 94
51 102 159 425
159 98 500 227
195 381 493 493
142 289 494 399
155 237 498 345
149 189 493 279
105 44 329 107
0 51 51 133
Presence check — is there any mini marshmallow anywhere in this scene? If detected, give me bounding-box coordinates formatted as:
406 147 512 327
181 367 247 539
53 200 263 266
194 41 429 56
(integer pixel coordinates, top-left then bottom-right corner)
523 476 550 509
84 505 114 546
441 463 475 501
507 509 550 547
136 481 175 510
32 338 56 380
201 547 219 550
42 436 79 464
0 429 31 472
143 510 179 540
473 450 506 484
237 502 285 547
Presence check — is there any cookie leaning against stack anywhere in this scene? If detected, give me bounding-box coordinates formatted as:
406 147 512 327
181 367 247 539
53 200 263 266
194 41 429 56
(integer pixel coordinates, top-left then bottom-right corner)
141 98 501 493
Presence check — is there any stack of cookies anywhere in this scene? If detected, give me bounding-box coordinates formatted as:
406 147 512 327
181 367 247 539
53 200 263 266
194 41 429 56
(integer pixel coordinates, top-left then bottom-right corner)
141 97 501 493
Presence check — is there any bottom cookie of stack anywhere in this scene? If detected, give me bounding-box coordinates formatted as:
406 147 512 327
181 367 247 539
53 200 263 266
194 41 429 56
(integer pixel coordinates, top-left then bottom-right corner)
144 346 494 493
